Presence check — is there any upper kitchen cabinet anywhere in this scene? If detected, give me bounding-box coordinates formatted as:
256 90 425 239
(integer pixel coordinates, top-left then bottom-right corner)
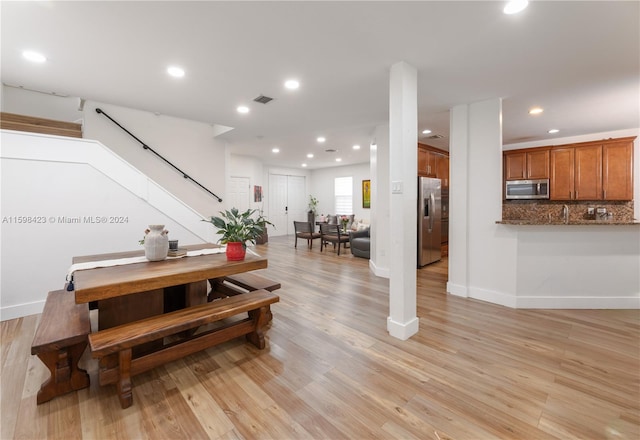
550 147 575 200
603 138 634 200
574 144 603 200
551 144 602 200
418 147 434 176
437 155 450 189
549 136 635 201
504 149 549 180
418 143 449 188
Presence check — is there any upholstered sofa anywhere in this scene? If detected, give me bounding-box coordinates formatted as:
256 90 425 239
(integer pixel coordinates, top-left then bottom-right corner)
349 228 370 259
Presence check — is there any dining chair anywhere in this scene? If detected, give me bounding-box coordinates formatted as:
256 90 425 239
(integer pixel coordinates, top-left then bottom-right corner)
293 221 321 249
319 223 350 255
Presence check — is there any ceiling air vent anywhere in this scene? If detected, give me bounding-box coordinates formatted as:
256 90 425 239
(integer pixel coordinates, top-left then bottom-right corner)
426 134 444 139
325 148 337 153
253 95 274 104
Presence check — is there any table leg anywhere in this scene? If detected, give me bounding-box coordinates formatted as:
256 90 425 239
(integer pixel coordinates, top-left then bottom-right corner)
98 289 164 356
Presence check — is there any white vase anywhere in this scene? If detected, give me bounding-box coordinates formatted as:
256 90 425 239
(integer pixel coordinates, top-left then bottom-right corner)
144 225 169 261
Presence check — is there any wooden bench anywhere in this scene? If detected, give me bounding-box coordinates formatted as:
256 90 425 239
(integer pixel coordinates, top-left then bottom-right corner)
208 272 281 301
88 289 279 409
31 290 91 404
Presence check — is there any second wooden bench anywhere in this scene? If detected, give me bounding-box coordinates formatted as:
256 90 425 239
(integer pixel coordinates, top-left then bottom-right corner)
208 272 281 301
89 289 279 409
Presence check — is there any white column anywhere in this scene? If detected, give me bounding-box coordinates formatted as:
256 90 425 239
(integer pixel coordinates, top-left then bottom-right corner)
370 124 390 278
447 105 470 297
447 98 518 307
387 61 418 340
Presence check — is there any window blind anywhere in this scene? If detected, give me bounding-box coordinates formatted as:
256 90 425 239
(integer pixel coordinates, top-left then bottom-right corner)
334 176 353 214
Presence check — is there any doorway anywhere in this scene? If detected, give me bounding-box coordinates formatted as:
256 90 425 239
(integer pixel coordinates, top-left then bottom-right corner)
268 174 306 236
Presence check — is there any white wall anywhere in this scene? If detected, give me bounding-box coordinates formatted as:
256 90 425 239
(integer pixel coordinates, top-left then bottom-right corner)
0 131 210 320
82 101 227 218
308 163 371 222
1 85 83 123
1 87 228 218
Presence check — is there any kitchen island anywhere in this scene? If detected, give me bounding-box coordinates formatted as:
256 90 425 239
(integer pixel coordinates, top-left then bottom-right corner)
497 219 640 225
490 221 639 309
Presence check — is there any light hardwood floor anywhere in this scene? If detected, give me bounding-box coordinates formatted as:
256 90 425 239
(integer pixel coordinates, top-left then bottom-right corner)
1 235 638 439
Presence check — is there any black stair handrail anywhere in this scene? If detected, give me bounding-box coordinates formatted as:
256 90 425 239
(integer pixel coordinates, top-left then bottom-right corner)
95 108 222 202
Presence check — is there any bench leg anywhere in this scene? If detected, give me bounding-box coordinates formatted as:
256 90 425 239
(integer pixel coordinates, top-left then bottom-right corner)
35 342 90 404
246 306 271 349
117 349 133 409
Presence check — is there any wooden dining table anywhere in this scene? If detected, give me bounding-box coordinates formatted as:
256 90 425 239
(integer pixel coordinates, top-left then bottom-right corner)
72 244 267 333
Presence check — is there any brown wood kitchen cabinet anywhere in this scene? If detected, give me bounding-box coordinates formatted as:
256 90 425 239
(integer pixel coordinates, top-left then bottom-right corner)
549 137 634 201
549 147 575 200
603 138 633 200
418 143 449 188
504 149 549 180
551 144 602 200
437 155 450 189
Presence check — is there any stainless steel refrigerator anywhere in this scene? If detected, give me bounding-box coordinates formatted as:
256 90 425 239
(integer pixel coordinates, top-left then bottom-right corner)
418 177 442 267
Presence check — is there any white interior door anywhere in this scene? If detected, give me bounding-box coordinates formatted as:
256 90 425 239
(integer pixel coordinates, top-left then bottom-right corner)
287 175 306 225
228 176 250 213
269 174 288 236
268 174 306 236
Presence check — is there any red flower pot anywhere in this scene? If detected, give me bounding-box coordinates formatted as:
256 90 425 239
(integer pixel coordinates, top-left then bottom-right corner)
225 242 246 261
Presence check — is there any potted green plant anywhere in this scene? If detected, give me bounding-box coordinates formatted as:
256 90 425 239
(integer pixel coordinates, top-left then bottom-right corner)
204 208 273 261
308 195 318 225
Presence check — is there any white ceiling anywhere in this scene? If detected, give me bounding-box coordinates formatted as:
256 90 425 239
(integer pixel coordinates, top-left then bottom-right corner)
1 1 638 170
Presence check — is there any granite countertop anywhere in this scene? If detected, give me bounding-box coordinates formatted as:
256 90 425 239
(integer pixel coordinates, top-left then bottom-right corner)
497 219 640 225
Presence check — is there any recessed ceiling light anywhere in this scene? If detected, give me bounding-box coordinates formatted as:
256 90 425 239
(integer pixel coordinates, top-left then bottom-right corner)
548 129 560 134
302 163 307 167
317 137 326 143
285 79 300 90
336 158 342 162
237 106 250 114
23 50 46 63
529 107 543 115
167 66 185 78
307 153 314 158
353 145 360 150
422 129 432 134
504 0 528 15
272 148 280 153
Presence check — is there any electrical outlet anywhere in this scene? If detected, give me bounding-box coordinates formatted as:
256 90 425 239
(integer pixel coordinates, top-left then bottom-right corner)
587 207 595 215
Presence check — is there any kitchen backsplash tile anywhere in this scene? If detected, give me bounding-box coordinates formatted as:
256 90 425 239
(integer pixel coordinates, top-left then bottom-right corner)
502 200 634 223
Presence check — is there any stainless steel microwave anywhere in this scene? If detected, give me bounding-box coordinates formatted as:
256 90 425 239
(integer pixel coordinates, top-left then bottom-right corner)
505 179 550 199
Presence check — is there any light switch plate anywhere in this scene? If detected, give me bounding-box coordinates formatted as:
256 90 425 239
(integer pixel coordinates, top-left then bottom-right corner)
392 181 403 194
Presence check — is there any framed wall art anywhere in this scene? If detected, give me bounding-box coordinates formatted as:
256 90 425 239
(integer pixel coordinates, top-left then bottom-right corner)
254 185 263 202
362 179 371 209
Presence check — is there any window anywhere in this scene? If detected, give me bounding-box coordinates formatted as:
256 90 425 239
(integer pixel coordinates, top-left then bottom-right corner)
334 176 353 214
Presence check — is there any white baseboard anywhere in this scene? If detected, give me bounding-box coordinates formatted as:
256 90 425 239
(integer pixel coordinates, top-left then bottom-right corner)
515 295 640 309
446 282 468 297
447 282 639 309
468 286 517 308
387 316 419 340
1 300 44 322
370 260 389 278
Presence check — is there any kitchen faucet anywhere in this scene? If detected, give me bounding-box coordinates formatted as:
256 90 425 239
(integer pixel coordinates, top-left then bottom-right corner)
562 204 569 224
